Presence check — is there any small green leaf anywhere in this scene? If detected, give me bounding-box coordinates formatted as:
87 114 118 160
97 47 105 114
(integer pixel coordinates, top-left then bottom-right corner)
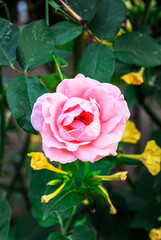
53 52 68 67
39 73 60 92
89 0 126 40
48 233 67 240
51 21 82 46
43 191 85 219
6 76 48 133
68 226 96 240
17 20 55 72
0 18 20 66
79 43 115 83
114 32 161 67
0 193 11 240
66 0 96 23
48 0 62 12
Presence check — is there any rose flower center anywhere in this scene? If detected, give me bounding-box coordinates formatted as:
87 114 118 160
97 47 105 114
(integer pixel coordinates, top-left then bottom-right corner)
75 110 94 126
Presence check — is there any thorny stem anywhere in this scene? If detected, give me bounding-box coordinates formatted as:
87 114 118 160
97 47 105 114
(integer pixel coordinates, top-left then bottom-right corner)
63 206 77 236
0 1 11 21
0 67 5 176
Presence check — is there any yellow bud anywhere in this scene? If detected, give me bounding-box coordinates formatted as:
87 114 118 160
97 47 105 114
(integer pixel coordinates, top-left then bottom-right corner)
82 199 89 205
47 179 61 186
125 19 133 32
121 71 144 85
149 228 161 240
96 171 128 181
121 120 141 144
98 185 117 215
41 181 66 203
27 152 68 175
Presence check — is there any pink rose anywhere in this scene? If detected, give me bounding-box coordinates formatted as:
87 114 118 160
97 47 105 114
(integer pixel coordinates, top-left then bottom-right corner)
31 74 130 163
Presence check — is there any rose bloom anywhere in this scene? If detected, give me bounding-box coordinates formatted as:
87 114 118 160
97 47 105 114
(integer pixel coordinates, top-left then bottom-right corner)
31 74 130 163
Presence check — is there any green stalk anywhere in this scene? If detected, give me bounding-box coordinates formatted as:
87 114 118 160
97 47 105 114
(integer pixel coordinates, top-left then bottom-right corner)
0 67 6 175
140 0 152 26
0 1 11 21
56 212 64 234
46 0 49 26
63 206 77 236
52 54 64 82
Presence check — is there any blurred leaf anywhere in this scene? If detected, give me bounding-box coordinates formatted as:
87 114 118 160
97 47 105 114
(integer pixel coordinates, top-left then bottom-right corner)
68 226 96 240
142 72 161 103
51 21 82 46
62 162 78 178
115 60 132 76
17 20 55 72
39 73 60 92
114 32 161 67
53 52 68 67
48 233 67 240
48 226 96 240
149 130 161 147
0 193 11 240
66 0 96 23
89 0 126 40
124 85 138 107
6 76 47 133
9 213 54 240
79 43 114 83
0 18 20 66
90 158 115 175
43 191 85 219
49 0 62 12
129 200 161 231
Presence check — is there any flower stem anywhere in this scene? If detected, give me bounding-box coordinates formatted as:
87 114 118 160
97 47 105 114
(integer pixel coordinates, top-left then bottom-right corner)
0 67 6 175
52 54 64 82
118 153 141 160
0 1 11 21
56 212 64 233
140 0 152 26
46 0 49 26
63 206 77 235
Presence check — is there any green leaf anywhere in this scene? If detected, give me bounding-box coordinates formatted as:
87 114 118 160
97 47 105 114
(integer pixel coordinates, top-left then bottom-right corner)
51 21 82 46
48 226 96 240
114 32 161 67
48 233 67 240
39 73 60 92
43 191 85 219
0 193 11 240
49 0 62 12
6 76 47 133
0 18 20 66
124 85 138 107
150 130 161 147
53 52 68 67
89 0 126 40
17 20 55 72
29 169 59 227
68 226 96 240
79 43 115 83
66 0 96 23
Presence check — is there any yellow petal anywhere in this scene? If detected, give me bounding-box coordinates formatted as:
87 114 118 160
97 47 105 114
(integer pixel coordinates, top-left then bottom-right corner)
140 140 161 176
121 120 141 144
27 152 68 175
149 228 161 240
121 72 144 85
125 19 133 32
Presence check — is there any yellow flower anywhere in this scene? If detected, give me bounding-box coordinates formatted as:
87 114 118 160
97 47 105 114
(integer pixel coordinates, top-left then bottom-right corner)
121 120 141 144
149 228 161 240
27 152 68 175
94 171 128 181
41 181 66 203
121 67 144 85
125 19 133 32
82 199 89 205
98 185 117 215
118 140 161 176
